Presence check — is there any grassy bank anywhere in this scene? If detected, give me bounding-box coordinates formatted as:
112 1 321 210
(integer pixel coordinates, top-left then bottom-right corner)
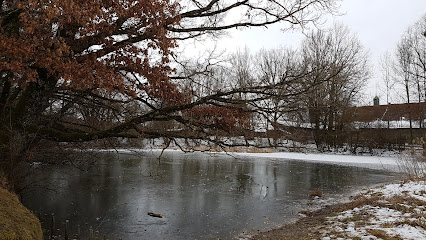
0 187 43 240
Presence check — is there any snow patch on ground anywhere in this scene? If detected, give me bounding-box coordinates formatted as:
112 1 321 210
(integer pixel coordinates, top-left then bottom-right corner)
319 180 426 240
371 181 426 202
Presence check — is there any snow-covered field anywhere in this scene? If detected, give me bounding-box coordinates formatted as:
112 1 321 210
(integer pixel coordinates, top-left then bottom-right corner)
103 148 399 167
319 180 426 240
98 147 402 171
229 151 399 168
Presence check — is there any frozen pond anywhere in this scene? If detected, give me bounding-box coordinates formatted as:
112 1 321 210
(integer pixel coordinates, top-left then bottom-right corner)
22 151 402 239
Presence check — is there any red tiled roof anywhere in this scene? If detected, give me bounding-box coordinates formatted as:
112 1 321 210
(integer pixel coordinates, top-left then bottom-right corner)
348 102 426 122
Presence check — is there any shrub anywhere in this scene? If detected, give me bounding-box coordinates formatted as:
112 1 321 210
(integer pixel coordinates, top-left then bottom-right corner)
397 137 426 179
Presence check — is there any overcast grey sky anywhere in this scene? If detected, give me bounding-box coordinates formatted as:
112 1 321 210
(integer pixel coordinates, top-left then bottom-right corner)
208 0 426 105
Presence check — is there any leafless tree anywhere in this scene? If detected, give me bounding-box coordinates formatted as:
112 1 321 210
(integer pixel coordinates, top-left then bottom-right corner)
395 34 416 138
379 51 396 128
392 14 426 134
379 51 396 105
394 15 426 101
253 47 304 146
301 24 370 149
170 0 339 40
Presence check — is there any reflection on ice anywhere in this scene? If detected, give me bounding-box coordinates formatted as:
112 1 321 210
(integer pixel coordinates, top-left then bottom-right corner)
22 151 401 239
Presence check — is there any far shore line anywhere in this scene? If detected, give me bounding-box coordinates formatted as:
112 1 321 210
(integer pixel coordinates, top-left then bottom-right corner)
87 147 402 171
